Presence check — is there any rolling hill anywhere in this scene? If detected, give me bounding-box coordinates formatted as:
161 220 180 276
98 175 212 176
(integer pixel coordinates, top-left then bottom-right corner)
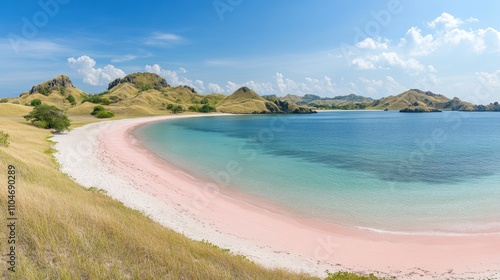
370 89 499 111
282 93 374 107
4 74 315 118
4 75 499 119
218 87 315 114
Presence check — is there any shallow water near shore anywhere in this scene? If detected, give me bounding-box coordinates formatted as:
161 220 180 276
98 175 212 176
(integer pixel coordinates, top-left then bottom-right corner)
134 111 500 235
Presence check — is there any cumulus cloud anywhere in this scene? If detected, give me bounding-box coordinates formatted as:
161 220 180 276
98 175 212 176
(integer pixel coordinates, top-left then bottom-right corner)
357 76 406 96
351 52 427 73
427 12 464 29
356 37 389 50
477 70 500 88
208 83 225 93
145 64 208 92
68 55 125 86
401 13 500 55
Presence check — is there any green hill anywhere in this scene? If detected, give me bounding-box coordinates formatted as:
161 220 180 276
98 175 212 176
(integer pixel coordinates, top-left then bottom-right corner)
370 89 450 110
282 93 374 107
217 87 315 114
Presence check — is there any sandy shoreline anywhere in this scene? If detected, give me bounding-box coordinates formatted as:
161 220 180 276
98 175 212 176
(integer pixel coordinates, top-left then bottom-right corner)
54 114 500 279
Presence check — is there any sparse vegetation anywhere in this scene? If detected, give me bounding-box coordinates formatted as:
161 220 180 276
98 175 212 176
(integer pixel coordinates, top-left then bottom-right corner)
30 99 42 106
82 94 110 105
138 84 154 92
325 271 383 280
91 105 114 118
0 130 9 147
189 104 216 113
91 105 105 115
171 105 185 114
0 98 8 103
95 110 115 118
66 94 76 106
109 95 121 103
60 87 66 95
24 104 71 132
38 86 51 96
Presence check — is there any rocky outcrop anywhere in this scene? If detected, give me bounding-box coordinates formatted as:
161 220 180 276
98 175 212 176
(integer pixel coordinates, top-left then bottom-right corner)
108 72 169 90
183 85 197 93
29 75 74 94
273 99 316 114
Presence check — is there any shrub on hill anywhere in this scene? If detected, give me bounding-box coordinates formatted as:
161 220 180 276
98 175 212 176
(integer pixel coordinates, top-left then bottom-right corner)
188 105 199 112
66 94 76 106
91 106 105 115
171 105 184 114
24 104 71 132
82 94 110 105
38 86 51 96
95 111 115 118
199 104 216 113
0 98 8 103
91 105 114 118
30 99 42 106
0 131 9 147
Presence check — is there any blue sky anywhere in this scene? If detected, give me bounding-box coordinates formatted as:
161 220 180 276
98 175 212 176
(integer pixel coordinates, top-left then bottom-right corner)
1 0 500 103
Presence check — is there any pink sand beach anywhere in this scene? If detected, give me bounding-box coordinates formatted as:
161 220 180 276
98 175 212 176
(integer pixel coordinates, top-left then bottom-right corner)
54 115 500 279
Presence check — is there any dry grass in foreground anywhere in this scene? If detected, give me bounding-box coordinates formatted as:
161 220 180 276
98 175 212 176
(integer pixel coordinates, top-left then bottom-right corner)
0 113 382 279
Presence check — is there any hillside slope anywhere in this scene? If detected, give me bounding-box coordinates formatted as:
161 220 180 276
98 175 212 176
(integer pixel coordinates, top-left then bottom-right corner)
15 75 88 109
218 87 315 114
369 89 499 111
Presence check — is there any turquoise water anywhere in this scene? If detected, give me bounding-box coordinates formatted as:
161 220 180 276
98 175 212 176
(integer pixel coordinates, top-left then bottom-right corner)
134 111 500 234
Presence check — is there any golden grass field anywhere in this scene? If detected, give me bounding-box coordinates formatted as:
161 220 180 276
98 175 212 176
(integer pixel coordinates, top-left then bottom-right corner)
0 103 379 280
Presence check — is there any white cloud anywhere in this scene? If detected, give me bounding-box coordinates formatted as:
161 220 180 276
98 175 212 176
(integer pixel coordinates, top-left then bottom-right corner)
427 12 464 29
402 26 435 56
467 17 479 23
111 55 137 63
477 70 500 88
357 76 406 96
145 64 206 93
351 52 427 73
208 83 225 93
356 37 389 50
401 14 500 56
2 38 70 57
68 55 125 86
145 32 185 46
179 67 187 73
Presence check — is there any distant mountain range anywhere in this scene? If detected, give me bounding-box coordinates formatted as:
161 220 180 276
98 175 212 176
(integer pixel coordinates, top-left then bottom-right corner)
2 74 499 117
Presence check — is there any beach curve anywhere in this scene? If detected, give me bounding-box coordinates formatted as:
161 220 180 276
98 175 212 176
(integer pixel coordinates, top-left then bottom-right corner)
53 114 500 279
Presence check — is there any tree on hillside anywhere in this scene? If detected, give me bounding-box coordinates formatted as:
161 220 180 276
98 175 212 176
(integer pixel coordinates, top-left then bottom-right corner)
24 104 71 132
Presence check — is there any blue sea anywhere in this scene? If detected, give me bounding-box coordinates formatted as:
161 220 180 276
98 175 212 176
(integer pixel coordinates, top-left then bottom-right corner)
133 111 500 235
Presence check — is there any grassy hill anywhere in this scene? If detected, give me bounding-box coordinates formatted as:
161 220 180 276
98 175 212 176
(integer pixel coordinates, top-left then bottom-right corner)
367 89 499 111
218 87 315 114
217 87 280 113
282 94 374 108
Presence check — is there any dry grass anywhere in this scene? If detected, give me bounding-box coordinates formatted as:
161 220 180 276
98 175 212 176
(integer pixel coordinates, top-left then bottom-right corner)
0 117 318 279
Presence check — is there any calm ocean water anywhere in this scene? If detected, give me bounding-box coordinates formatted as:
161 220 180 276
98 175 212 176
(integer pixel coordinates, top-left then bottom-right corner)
134 111 500 234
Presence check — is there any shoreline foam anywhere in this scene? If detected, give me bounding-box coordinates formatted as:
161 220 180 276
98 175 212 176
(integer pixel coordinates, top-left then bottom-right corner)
54 114 500 279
